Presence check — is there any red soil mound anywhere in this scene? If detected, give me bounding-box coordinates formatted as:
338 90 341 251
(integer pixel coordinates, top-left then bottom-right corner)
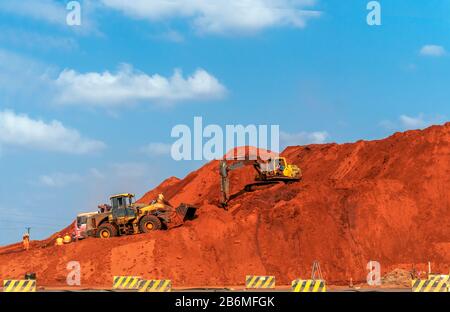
1 123 449 287
137 176 181 205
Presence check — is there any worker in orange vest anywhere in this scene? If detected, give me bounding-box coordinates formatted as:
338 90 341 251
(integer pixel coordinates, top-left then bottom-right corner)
22 232 30 251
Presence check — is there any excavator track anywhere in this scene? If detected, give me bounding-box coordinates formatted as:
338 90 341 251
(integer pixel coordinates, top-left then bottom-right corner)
244 181 278 192
244 178 299 192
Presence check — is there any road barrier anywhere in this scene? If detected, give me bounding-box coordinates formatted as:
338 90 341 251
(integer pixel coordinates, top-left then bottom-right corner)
138 280 172 292
291 279 326 292
428 274 449 281
245 275 275 289
112 276 141 290
3 280 36 292
412 275 449 292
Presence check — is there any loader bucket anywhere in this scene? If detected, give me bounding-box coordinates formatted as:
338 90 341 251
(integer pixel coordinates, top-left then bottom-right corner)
176 203 198 221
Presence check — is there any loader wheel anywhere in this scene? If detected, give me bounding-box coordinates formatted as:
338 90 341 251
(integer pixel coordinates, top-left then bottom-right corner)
139 215 162 233
97 223 117 239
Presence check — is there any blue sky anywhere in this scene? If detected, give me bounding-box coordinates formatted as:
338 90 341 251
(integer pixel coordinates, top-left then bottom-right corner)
0 0 449 245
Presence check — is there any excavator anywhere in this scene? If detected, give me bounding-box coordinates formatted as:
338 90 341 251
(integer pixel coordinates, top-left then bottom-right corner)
219 156 301 207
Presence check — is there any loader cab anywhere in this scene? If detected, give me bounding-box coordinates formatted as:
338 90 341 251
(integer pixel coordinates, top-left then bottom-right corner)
110 193 137 219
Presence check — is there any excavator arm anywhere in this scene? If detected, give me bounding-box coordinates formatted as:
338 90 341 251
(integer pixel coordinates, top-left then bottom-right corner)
219 160 261 208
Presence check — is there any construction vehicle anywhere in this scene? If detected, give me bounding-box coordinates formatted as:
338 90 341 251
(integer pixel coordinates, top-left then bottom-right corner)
73 211 98 240
85 193 197 239
219 156 301 207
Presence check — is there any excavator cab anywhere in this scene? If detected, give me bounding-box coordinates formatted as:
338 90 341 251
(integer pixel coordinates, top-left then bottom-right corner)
261 157 299 178
272 157 300 178
268 157 287 173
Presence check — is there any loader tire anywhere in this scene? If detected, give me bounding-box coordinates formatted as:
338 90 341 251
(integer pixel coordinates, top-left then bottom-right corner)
139 215 162 233
97 223 117 239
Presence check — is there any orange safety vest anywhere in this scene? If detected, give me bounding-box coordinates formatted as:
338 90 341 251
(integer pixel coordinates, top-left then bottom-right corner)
23 236 30 250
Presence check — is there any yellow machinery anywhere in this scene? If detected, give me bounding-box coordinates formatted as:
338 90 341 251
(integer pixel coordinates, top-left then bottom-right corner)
256 157 301 181
219 156 301 207
86 193 197 239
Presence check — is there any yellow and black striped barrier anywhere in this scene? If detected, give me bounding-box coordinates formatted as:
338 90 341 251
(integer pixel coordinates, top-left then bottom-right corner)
138 280 172 292
245 275 275 289
112 276 141 290
412 275 449 292
291 279 326 292
428 274 449 281
3 280 36 292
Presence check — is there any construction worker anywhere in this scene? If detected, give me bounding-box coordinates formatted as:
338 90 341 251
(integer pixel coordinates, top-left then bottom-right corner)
55 235 64 246
63 233 72 244
157 193 165 204
278 160 285 173
22 232 30 251
98 203 111 213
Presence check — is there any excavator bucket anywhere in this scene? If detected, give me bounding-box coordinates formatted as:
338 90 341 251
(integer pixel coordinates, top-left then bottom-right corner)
176 203 198 221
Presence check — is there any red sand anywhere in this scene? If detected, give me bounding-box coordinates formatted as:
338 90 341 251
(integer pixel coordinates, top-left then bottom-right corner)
1 123 449 287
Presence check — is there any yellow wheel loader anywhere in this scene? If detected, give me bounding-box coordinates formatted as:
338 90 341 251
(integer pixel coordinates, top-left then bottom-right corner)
86 193 197 239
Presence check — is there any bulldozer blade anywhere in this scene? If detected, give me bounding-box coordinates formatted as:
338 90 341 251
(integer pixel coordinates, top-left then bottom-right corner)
176 203 198 221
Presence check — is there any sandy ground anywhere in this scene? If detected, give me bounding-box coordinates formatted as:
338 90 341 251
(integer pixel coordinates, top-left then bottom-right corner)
1 123 449 288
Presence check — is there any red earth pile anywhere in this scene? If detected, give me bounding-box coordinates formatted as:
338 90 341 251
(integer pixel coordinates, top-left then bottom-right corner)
1 123 449 288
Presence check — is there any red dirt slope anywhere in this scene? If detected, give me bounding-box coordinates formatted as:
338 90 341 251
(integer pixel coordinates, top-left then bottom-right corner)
1 123 449 287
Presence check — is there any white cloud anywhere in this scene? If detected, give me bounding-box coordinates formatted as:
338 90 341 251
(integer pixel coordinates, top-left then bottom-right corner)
140 143 172 156
380 114 446 131
110 162 149 179
419 45 446 57
1 50 223 109
153 30 185 43
35 163 145 188
399 114 428 129
0 27 78 52
36 172 83 188
53 64 227 107
0 110 106 154
84 162 163 205
0 0 65 25
0 49 54 98
101 0 321 34
280 130 329 147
